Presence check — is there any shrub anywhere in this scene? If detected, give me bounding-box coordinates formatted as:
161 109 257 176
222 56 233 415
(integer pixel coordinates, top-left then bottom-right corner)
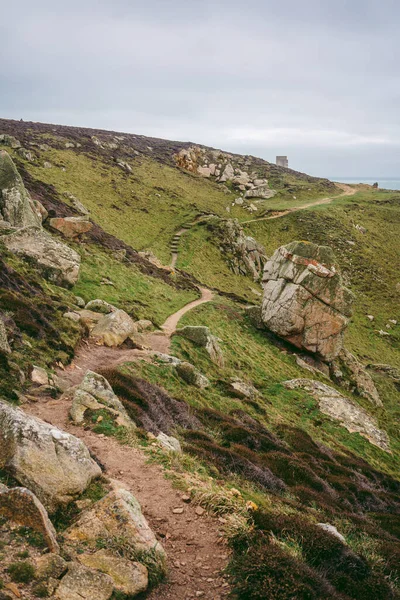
8 561 35 583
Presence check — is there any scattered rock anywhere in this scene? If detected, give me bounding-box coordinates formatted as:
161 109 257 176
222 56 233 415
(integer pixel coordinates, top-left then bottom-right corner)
63 193 90 216
175 361 210 388
3 226 81 287
31 366 49 386
85 299 116 314
172 507 184 514
64 488 165 559
283 379 390 451
157 432 182 453
90 309 137 347
135 319 153 332
244 185 276 199
55 563 113 600
244 305 264 329
0 486 59 552
152 352 182 366
77 310 104 330
0 151 41 228
63 311 81 323
75 296 86 308
262 241 353 361
317 523 346 544
0 134 21 148
35 554 68 580
0 401 101 511
195 506 205 516
176 326 224 366
49 216 92 239
227 378 258 400
79 550 148 596
219 163 235 182
70 370 135 429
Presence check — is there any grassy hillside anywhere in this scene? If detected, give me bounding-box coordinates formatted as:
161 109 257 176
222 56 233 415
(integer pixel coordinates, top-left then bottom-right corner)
0 119 399 599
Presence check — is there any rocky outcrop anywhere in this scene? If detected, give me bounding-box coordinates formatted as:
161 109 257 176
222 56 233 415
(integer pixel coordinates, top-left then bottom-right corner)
213 218 267 280
90 309 137 346
64 488 165 559
0 401 101 511
3 226 81 287
283 379 390 451
330 348 382 406
175 361 210 388
176 326 224 366
55 563 114 600
49 216 92 239
79 551 148 597
70 370 135 429
0 150 41 228
245 185 276 199
0 486 59 552
262 241 353 361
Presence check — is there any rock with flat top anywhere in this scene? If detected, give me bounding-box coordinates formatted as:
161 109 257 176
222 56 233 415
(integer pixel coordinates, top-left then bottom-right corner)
245 185 276 199
90 309 137 347
262 241 353 361
35 554 68 580
317 523 346 544
79 550 148 596
3 226 81 287
49 216 92 239
55 563 113 600
31 366 49 385
85 299 116 314
0 486 59 552
227 378 258 399
283 379 389 451
0 401 101 511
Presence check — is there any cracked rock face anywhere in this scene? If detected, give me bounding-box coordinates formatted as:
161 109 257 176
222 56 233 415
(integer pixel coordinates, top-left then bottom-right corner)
0 150 42 228
262 241 353 361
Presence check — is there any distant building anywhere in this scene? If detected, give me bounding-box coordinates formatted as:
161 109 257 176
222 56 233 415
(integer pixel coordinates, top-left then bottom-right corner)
276 155 288 168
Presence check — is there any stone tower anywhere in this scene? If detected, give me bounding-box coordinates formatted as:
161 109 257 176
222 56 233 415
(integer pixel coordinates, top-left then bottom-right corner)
276 156 288 168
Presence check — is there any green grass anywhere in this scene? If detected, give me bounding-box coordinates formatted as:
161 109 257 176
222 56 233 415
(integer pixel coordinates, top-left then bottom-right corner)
72 244 198 326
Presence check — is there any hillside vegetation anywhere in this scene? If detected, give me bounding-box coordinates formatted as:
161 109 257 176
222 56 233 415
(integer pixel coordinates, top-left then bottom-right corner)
0 118 399 600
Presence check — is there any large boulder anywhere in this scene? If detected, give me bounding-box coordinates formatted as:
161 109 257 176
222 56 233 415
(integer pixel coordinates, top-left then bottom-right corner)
90 309 137 347
2 226 81 287
64 488 165 559
70 370 135 429
49 216 92 239
0 486 59 552
283 379 390 451
262 241 353 361
175 361 210 388
0 150 41 228
0 401 101 511
79 551 148 596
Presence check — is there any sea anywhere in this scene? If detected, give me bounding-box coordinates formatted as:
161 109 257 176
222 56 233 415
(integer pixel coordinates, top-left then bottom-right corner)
330 177 400 191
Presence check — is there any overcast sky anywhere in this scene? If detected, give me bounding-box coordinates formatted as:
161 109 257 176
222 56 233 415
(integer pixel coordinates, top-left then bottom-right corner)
1 0 399 177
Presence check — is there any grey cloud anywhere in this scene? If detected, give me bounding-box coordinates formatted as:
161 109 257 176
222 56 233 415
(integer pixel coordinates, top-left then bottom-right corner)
1 0 400 176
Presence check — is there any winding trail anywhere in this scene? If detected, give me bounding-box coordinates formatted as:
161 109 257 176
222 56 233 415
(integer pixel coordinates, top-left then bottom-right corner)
26 285 226 600
242 183 356 225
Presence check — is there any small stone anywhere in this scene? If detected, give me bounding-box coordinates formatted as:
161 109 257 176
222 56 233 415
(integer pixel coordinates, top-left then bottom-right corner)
181 494 191 503
172 507 184 514
195 506 205 516
31 366 49 386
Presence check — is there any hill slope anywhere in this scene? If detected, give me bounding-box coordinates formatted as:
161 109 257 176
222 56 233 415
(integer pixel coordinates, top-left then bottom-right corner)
0 118 399 600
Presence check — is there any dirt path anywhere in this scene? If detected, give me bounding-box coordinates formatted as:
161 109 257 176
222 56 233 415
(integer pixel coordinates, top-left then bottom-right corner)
242 182 356 224
162 287 213 334
25 398 230 600
26 285 228 599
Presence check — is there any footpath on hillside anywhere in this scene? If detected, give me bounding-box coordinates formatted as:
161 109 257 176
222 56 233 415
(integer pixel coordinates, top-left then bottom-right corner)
26 287 234 600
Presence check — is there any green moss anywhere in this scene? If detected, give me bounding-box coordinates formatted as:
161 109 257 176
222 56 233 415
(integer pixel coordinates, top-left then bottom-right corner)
8 561 35 583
